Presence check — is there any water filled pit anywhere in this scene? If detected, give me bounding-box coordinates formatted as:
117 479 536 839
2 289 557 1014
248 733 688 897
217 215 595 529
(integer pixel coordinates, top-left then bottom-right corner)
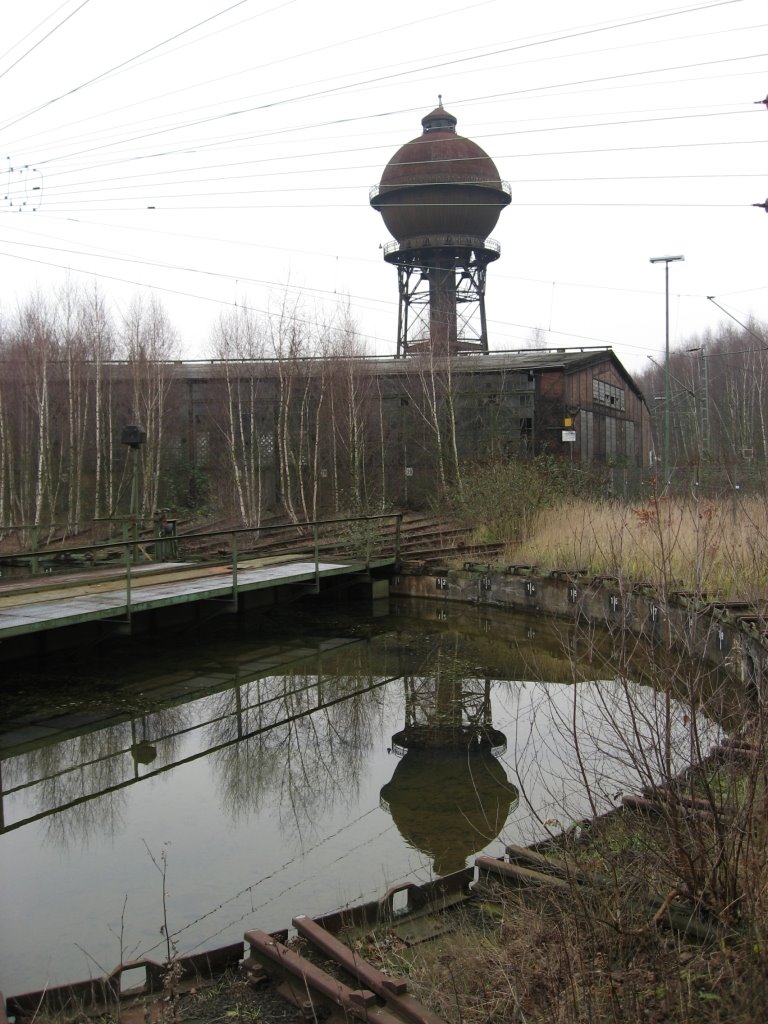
0 598 720 995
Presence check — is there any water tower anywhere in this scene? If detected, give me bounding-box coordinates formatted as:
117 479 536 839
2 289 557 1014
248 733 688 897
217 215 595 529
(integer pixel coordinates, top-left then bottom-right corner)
370 102 511 357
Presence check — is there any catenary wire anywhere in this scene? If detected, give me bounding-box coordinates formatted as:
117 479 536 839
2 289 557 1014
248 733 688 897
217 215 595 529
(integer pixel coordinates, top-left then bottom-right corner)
5 107 759 202
4 128 764 210
22 47 767 170
4 12 765 168
1 2 757 161
1 2 765 362
0 0 261 133
0 1 92 81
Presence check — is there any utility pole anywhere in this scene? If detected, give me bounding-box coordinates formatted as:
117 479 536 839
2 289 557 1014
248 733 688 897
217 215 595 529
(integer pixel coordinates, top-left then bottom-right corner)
650 255 684 486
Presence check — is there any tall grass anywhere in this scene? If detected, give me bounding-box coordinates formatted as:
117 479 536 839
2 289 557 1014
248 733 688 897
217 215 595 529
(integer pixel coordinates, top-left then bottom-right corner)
511 493 768 600
438 468 768 1020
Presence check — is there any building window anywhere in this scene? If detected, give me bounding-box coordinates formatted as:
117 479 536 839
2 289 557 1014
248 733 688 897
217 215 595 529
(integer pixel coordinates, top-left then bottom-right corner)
593 378 625 411
258 433 275 464
605 416 616 455
194 432 210 463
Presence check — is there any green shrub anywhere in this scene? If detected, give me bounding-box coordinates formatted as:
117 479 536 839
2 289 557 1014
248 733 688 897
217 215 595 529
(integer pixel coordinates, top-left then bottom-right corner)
451 455 603 545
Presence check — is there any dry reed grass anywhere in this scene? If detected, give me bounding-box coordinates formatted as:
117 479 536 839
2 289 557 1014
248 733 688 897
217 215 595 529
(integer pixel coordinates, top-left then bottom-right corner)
510 494 768 600
398 883 768 1024
390 805 768 1024
432 483 768 1021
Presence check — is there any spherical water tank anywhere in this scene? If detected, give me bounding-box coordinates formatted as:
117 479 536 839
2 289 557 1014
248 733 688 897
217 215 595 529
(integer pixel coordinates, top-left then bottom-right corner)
370 105 510 249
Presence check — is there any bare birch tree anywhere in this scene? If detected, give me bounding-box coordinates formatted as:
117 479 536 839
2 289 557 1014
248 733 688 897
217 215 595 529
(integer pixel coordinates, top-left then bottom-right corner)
268 295 308 523
401 341 465 500
325 311 373 511
80 284 117 521
120 295 179 518
209 305 269 526
9 295 60 531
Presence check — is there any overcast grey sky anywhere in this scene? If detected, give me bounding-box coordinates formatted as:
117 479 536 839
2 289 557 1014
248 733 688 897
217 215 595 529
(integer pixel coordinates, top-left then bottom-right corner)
1 0 766 372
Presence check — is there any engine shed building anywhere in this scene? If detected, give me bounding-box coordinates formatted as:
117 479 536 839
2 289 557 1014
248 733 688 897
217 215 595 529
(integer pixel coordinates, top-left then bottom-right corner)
0 344 652 527
171 345 652 509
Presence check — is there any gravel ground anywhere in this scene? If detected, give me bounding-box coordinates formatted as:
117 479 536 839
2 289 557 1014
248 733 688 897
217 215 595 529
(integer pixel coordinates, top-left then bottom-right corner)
176 971 310 1024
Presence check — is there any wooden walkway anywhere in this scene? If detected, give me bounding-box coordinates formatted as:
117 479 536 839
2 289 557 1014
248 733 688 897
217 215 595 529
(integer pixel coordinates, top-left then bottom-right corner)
0 555 391 641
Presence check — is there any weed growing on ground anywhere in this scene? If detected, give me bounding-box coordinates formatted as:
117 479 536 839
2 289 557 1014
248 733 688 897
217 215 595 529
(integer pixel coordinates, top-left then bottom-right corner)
450 456 601 547
379 848 768 1024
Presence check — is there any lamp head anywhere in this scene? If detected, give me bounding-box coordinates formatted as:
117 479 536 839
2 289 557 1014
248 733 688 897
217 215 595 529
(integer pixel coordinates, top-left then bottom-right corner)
121 424 146 449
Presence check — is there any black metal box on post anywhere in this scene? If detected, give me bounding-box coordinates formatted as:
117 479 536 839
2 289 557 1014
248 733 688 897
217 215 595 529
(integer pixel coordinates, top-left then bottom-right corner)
121 424 147 449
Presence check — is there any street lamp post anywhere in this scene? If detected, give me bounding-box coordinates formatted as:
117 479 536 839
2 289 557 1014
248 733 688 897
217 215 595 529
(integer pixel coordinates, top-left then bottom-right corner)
121 424 146 563
649 254 684 485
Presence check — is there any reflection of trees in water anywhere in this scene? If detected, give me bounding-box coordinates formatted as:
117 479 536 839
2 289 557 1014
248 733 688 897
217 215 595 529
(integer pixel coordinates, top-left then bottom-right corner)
207 671 385 836
498 676 721 838
3 706 189 847
41 787 126 848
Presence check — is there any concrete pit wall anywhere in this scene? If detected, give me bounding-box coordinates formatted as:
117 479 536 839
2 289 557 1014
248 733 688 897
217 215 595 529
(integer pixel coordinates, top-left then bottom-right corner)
390 565 766 704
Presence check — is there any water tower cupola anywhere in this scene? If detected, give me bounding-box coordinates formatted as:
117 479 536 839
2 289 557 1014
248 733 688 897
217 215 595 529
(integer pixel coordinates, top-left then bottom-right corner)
370 103 511 356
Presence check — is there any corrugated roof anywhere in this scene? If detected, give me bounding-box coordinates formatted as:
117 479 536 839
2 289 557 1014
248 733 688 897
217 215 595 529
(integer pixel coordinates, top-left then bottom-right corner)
130 347 646 400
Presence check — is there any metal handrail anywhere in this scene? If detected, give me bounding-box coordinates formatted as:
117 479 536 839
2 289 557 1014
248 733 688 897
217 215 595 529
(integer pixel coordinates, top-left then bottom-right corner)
1 512 404 612
369 179 512 201
1 512 401 561
381 234 501 258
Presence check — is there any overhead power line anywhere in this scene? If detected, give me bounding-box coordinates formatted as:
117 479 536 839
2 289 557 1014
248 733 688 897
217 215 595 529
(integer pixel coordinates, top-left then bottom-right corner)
0 0 755 161
707 296 768 345
4 128 763 214
0 1 93 84
5 106 759 198
19 48 767 171
0 0 764 362
0 0 256 133
11 10 756 158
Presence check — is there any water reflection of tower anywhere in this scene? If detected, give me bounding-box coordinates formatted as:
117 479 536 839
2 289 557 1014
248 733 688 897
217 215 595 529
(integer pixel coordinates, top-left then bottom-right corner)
380 668 518 876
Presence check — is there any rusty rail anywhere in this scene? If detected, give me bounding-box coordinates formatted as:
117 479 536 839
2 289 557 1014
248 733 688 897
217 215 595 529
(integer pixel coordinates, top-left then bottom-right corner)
293 915 446 1024
5 870 472 1024
243 922 447 1024
475 851 717 941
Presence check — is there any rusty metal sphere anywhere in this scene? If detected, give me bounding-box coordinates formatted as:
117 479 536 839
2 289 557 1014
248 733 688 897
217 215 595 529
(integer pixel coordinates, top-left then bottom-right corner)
370 105 510 250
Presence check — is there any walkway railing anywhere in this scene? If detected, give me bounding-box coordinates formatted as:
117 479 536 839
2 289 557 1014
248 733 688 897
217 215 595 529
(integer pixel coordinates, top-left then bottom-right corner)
0 513 403 621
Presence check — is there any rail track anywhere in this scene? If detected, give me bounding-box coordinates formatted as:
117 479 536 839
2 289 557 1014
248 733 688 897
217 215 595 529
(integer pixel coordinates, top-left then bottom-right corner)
3 872 473 1024
0 513 504 595
179 512 504 569
239 873 472 1024
243 918 446 1024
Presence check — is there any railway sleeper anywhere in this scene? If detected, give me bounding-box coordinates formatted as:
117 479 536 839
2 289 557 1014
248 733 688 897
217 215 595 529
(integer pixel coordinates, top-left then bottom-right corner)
475 853 718 943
